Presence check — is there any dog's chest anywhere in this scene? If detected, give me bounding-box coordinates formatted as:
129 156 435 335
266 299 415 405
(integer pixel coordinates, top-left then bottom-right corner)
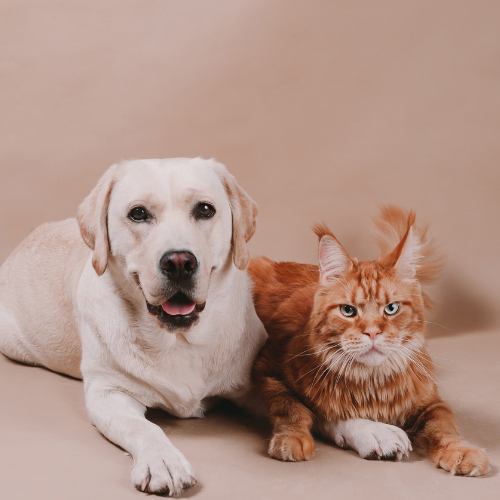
130 340 246 418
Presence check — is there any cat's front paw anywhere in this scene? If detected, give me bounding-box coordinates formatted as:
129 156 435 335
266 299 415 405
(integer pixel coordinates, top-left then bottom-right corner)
432 440 490 476
269 432 315 461
333 419 412 461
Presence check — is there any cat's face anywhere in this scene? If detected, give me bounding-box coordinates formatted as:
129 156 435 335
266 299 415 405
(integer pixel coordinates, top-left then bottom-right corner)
310 216 426 372
313 262 425 368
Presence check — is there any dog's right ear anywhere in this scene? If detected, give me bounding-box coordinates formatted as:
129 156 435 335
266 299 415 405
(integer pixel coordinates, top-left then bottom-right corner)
77 165 118 276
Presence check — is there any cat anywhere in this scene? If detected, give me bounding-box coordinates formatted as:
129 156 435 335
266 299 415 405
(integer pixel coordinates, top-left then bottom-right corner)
249 206 490 476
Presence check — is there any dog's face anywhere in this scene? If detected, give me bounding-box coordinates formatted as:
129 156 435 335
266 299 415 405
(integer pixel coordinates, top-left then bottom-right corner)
77 158 257 331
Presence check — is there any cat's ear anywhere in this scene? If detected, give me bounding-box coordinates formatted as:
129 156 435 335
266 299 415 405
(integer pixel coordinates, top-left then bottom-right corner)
318 235 353 284
387 211 422 279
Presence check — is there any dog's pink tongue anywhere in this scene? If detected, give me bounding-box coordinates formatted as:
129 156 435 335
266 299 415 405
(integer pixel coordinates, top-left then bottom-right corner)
162 299 196 316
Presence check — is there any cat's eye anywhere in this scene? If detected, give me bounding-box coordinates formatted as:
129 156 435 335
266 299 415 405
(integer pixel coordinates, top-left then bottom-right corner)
195 202 216 220
128 206 150 222
340 305 357 317
384 302 400 315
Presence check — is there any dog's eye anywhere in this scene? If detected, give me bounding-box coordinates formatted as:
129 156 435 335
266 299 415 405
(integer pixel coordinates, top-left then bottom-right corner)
195 203 216 220
128 206 150 222
340 305 357 317
384 302 400 315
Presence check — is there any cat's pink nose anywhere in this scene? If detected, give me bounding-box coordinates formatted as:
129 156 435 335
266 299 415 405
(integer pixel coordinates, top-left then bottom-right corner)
363 327 382 341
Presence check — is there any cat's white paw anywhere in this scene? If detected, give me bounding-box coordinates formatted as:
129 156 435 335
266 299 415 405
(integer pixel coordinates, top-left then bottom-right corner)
131 445 197 496
331 419 412 461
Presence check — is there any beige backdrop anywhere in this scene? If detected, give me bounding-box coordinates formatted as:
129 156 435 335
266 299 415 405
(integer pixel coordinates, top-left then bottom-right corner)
0 1 499 499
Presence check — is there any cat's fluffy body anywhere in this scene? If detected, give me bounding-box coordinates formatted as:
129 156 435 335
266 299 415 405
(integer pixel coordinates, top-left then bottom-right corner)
249 206 489 476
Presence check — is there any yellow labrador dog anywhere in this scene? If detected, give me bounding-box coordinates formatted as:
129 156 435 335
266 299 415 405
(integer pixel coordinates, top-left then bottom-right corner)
0 157 412 495
0 158 267 495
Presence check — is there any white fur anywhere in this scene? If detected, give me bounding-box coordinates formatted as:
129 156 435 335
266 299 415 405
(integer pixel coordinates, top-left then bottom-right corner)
315 418 412 461
395 227 423 279
318 236 351 284
0 158 267 496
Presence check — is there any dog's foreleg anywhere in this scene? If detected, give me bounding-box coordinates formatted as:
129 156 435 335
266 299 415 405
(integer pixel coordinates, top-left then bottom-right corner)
85 383 197 495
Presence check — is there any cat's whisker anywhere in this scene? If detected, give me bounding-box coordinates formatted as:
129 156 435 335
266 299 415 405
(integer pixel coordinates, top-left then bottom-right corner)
297 352 336 383
305 350 343 392
399 352 429 385
405 348 449 372
392 352 410 393
285 342 337 362
399 347 440 385
332 354 354 394
400 337 454 365
315 363 334 394
415 320 452 332
298 346 346 384
405 340 455 362
307 350 349 396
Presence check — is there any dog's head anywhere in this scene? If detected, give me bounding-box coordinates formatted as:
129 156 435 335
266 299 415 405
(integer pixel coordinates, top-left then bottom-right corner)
77 158 257 331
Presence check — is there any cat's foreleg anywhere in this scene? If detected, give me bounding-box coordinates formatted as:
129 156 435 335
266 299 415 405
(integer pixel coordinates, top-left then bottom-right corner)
254 358 315 461
315 418 412 461
411 402 490 476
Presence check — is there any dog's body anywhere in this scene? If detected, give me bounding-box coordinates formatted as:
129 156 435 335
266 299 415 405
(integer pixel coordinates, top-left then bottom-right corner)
0 158 267 495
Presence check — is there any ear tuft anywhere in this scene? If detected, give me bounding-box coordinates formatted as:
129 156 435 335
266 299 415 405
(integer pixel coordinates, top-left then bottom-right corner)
395 227 422 279
387 211 422 280
318 235 352 284
312 222 335 240
373 205 444 289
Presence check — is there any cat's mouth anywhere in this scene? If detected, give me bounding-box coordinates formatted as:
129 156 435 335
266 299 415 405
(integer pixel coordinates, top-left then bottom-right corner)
364 346 383 355
358 345 387 366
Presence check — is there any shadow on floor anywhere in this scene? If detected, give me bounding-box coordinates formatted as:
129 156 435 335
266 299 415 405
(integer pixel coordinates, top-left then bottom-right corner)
147 400 272 457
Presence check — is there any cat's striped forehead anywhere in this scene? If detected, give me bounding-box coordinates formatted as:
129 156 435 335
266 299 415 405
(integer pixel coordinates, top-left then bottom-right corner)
344 262 396 305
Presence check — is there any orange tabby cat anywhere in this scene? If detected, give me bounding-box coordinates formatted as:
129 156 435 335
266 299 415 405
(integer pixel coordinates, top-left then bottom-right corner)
249 206 489 476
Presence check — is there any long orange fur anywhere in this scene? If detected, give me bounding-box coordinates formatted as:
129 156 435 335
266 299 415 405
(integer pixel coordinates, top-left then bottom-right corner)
249 206 489 476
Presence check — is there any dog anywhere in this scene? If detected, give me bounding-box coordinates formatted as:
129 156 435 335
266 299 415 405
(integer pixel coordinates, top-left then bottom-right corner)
0 158 267 495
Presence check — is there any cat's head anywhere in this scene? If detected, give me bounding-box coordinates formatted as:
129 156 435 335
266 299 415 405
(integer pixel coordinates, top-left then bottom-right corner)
309 206 442 371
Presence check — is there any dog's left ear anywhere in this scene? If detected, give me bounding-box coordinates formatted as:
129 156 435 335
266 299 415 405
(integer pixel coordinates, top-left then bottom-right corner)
213 162 258 270
77 164 119 276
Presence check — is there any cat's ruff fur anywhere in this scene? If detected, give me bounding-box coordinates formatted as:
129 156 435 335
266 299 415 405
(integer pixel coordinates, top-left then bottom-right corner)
249 206 490 476
0 158 269 496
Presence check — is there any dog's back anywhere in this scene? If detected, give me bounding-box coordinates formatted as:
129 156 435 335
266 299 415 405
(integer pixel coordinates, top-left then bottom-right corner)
0 218 86 378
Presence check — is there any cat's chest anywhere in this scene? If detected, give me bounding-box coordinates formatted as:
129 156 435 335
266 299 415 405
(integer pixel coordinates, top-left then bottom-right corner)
304 375 417 426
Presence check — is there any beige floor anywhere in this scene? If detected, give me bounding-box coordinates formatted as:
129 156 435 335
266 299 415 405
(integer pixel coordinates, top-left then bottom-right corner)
1 329 499 500
1 1 499 498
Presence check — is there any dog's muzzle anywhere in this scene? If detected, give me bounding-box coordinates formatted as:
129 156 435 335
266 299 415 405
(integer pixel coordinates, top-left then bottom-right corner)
145 251 206 330
146 293 206 330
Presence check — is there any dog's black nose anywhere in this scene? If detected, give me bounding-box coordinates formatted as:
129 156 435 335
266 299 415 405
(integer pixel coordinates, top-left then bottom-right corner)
159 251 198 279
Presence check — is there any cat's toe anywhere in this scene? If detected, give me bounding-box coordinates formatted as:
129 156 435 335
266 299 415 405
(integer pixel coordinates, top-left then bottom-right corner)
269 433 315 462
435 442 490 476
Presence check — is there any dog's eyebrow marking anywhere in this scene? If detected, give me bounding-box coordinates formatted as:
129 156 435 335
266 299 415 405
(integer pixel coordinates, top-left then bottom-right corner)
182 188 215 204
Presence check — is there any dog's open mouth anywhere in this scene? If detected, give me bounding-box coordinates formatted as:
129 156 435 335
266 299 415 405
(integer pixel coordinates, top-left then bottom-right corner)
162 293 196 316
146 292 205 330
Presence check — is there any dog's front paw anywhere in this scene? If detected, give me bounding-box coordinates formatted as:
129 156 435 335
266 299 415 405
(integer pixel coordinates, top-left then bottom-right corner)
131 447 197 496
269 432 315 461
432 440 490 476
334 419 412 461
